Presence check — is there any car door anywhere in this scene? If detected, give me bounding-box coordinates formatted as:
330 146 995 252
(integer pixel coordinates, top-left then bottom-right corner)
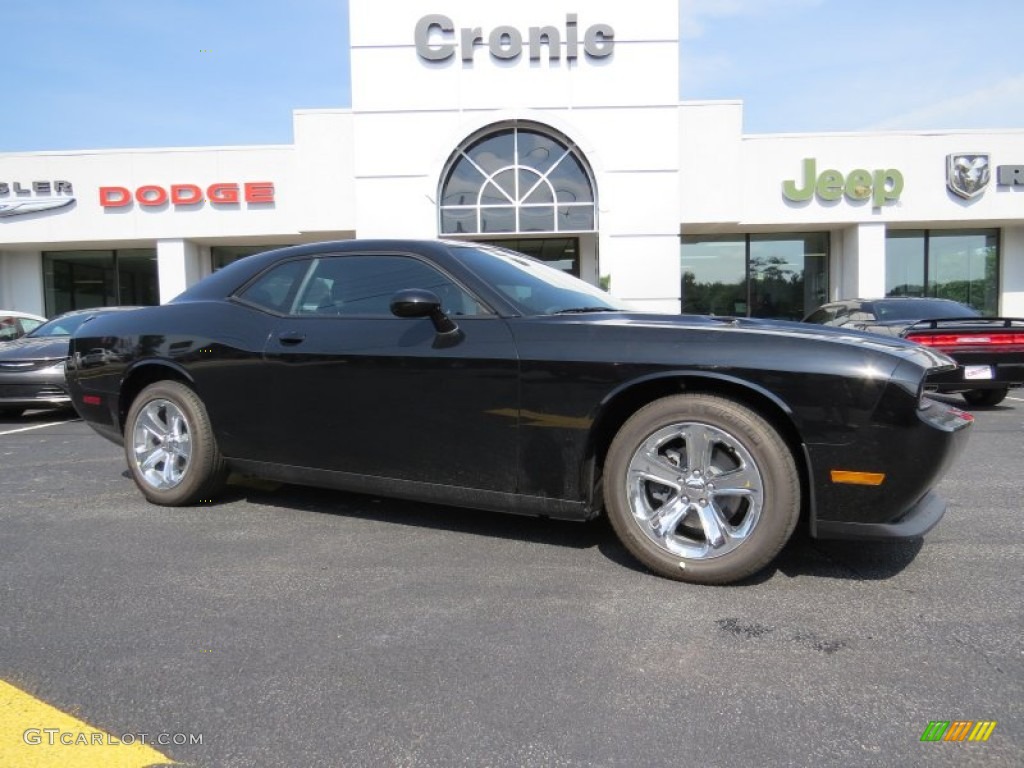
245 251 521 493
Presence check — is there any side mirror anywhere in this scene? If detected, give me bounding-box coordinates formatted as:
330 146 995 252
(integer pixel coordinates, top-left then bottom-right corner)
390 288 459 335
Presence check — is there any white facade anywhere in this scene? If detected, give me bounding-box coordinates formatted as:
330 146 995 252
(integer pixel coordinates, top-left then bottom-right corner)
1 0 1022 316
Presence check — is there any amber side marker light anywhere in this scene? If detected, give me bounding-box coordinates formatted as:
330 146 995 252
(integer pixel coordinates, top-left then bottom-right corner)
830 470 886 486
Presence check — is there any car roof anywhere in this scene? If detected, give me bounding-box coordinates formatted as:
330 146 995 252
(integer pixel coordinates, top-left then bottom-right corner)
47 306 142 319
173 239 483 302
0 309 47 321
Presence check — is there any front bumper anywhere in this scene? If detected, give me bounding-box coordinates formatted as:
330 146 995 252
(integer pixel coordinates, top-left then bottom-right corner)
0 373 70 409
815 489 946 539
807 383 972 537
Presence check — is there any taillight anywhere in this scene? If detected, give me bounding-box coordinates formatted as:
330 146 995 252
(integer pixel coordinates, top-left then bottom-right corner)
905 332 1024 353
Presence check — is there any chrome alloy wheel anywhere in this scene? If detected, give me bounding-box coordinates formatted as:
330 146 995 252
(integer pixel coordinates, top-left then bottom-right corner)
626 422 764 560
131 398 193 490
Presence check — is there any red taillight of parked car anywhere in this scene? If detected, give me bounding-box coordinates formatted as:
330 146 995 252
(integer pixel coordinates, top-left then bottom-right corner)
904 332 1024 353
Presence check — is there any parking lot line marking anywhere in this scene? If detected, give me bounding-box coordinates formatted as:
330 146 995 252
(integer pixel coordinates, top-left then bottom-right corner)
0 419 81 437
0 679 173 767
1008 396 1024 402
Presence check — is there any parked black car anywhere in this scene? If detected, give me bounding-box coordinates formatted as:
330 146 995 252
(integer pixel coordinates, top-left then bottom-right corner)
0 307 139 417
804 297 1024 406
67 240 972 584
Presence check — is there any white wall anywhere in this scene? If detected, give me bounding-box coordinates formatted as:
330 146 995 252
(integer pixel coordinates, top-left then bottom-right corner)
157 240 201 304
737 130 1024 228
0 251 44 314
1003 226 1024 316
0 146 298 247
348 0 683 306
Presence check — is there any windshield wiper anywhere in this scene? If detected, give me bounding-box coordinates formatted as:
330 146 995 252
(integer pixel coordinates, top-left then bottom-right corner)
552 307 621 314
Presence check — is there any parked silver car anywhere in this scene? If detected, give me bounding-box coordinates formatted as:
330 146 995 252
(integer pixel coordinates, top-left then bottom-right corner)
0 307 138 416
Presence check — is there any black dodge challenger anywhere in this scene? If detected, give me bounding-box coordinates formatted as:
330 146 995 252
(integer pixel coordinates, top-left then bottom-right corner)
66 240 973 584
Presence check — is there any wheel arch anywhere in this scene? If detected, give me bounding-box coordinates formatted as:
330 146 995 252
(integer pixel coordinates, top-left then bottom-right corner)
584 372 812 526
118 361 195 435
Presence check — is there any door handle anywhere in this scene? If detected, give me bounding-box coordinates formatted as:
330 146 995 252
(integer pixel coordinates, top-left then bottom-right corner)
278 332 305 346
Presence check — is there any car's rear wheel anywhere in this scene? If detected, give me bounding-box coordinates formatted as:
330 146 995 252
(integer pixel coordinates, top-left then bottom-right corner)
604 394 800 585
962 387 1008 407
125 380 227 505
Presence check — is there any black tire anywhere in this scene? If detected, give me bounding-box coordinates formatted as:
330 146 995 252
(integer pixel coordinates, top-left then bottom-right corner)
0 407 25 418
124 380 227 505
962 388 1008 407
604 394 800 585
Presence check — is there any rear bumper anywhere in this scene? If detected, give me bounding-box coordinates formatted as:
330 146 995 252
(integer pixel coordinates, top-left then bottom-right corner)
815 490 946 539
927 355 1024 392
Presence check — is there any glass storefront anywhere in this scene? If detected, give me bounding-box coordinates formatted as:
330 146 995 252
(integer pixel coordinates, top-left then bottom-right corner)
681 233 829 320
886 229 999 314
43 249 158 316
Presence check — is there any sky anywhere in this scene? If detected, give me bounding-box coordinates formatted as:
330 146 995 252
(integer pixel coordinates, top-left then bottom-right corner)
3 0 1022 153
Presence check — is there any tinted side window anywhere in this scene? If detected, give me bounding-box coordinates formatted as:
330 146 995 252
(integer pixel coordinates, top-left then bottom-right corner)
804 308 833 325
237 259 311 313
295 255 487 317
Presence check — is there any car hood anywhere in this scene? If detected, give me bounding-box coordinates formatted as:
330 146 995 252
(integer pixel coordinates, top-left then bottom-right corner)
598 313 957 371
0 336 70 362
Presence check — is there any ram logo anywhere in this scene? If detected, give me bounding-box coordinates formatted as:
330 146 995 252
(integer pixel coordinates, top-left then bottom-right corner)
947 153 991 200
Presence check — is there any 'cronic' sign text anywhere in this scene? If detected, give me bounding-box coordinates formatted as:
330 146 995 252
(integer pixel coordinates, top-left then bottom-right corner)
415 14 614 63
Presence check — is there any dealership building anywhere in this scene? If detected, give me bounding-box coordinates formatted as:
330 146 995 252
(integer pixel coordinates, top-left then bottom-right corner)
2 0 1023 320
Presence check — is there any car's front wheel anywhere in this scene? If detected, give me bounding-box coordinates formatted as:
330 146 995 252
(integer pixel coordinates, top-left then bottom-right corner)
124 380 227 505
604 394 800 585
962 387 1008 407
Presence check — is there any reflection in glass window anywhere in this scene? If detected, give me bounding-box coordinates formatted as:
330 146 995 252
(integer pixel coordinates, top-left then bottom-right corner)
477 238 580 276
439 125 596 236
681 233 829 320
43 249 158 315
749 234 828 320
885 231 925 297
237 259 311 314
885 229 998 314
297 256 486 318
680 236 747 316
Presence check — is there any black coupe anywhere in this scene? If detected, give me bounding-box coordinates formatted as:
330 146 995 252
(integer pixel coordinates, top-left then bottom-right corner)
67 240 972 584
804 297 1024 406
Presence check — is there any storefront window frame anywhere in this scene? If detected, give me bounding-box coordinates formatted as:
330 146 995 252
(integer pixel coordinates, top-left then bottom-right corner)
438 123 598 237
680 232 829 320
43 248 159 316
885 228 999 314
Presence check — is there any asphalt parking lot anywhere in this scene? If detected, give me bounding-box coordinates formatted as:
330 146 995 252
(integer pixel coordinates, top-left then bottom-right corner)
1 396 1022 767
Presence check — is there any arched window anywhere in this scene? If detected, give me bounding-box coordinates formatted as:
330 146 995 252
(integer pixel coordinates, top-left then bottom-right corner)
439 124 596 236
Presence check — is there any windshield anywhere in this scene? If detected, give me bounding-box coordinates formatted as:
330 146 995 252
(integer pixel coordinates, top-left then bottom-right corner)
874 299 980 321
452 245 631 316
26 313 97 338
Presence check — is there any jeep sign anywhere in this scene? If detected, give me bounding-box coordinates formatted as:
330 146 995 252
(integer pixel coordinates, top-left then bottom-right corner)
783 158 903 208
